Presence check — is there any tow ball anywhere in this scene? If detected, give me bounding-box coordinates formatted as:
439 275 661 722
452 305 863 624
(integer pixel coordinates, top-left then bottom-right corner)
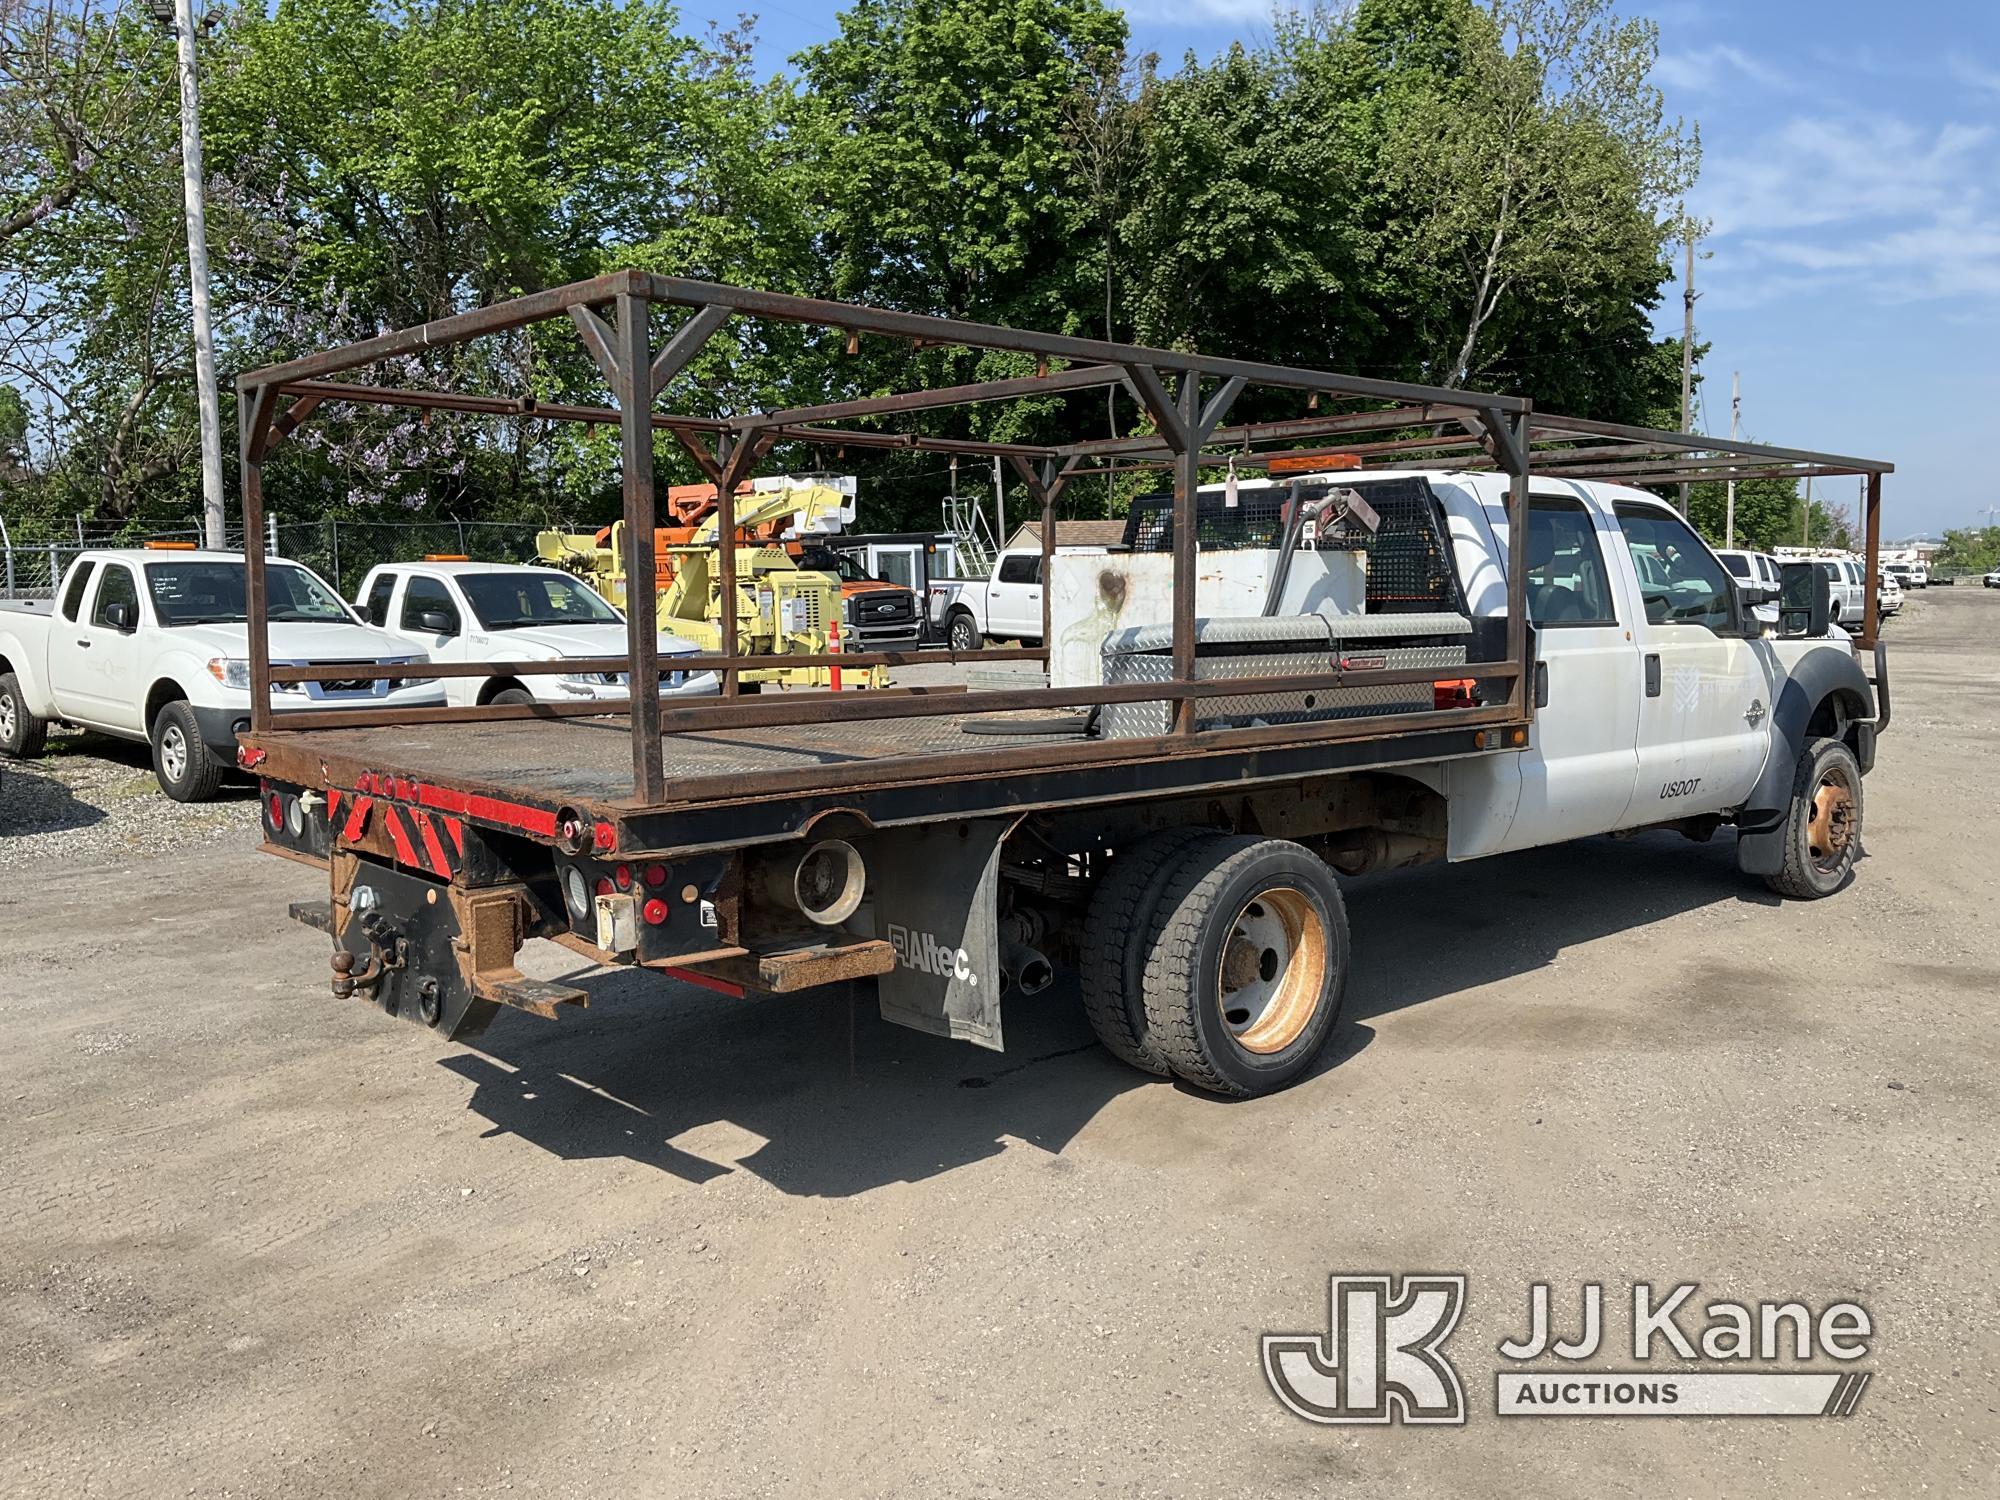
331 910 410 1006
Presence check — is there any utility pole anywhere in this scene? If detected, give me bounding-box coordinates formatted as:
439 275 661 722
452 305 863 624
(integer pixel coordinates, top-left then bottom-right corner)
152 0 225 550
1802 474 1812 547
990 456 1007 548
1679 218 1697 518
1724 370 1740 548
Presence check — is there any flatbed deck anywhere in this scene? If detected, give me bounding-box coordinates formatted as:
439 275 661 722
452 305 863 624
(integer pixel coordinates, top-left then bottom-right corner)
243 708 1510 858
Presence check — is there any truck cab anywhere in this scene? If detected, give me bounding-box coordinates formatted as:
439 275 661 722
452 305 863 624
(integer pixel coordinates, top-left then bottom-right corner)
931 548 1051 651
354 561 717 708
794 547 923 649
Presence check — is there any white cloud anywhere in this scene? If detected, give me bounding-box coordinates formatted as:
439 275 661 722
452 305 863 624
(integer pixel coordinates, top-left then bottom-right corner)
1694 112 2000 309
1949 56 2000 94
1653 43 1796 94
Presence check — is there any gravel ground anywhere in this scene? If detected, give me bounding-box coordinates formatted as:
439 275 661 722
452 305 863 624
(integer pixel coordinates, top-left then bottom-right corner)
0 588 1994 1499
0 731 258 863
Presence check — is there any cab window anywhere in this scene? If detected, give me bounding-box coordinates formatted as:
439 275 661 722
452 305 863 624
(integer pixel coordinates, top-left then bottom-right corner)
1612 505 1732 630
362 573 397 627
59 561 97 621
997 554 1041 585
400 576 461 635
1720 554 1751 580
92 564 139 627
1525 498 1616 626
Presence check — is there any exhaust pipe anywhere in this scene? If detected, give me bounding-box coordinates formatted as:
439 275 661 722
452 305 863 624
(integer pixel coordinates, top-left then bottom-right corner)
1001 940 1054 997
760 838 867 927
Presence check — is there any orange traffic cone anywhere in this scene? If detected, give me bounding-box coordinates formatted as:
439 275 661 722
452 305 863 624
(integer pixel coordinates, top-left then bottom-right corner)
828 616 844 692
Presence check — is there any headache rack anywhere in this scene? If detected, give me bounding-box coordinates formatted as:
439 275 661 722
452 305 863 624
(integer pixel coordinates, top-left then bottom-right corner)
231 272 1892 821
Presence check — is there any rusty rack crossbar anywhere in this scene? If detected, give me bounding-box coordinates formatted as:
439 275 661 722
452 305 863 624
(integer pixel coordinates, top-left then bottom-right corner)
235 270 1892 809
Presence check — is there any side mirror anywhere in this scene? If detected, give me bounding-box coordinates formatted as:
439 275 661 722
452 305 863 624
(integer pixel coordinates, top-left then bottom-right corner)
104 601 134 631
417 610 457 635
1777 562 1831 637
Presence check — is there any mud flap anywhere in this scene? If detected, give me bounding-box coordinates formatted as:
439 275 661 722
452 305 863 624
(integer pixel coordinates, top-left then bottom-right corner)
856 817 1014 1052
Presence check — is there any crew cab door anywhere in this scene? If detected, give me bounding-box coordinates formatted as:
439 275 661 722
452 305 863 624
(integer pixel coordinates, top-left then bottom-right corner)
50 560 146 731
381 572 475 708
986 552 1043 641
1610 502 1772 819
1496 494 1643 851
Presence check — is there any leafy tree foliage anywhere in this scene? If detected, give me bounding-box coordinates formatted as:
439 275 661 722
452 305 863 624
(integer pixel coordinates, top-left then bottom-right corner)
1 0 1708 542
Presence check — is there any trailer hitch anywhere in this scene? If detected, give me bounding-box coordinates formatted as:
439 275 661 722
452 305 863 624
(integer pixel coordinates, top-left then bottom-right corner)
331 911 408 1002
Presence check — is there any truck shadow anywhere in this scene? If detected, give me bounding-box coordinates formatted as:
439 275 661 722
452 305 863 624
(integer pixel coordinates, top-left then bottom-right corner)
443 827 1805 1195
439 977 1138 1197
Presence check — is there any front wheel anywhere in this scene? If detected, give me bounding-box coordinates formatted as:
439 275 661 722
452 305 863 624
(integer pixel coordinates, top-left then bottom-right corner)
1764 736 1863 899
1140 835 1350 1098
0 671 49 758
151 700 227 802
947 611 981 654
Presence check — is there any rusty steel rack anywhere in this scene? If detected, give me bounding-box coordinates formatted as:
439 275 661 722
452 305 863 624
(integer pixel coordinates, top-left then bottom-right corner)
234 271 1891 810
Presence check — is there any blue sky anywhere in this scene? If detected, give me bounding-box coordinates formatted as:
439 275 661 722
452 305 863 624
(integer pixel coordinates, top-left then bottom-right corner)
681 0 2000 539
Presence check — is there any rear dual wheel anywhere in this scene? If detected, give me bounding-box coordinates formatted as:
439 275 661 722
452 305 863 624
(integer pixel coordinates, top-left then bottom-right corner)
1084 831 1350 1098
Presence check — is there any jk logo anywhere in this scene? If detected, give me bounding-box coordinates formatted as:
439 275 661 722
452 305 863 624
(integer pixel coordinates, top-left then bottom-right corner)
1263 1274 1467 1425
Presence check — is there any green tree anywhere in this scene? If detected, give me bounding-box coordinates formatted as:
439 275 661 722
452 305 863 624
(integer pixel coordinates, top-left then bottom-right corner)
1934 527 1999 575
1373 0 1694 391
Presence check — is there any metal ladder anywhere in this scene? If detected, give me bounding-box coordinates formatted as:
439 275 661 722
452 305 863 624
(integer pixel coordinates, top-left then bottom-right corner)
941 493 997 578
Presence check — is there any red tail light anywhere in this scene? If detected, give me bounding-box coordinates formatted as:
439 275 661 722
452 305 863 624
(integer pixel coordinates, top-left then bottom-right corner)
643 898 669 925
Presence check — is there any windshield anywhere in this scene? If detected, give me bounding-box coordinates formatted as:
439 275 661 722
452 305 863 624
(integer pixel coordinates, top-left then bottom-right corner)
146 561 355 625
795 547 872 582
457 570 621 629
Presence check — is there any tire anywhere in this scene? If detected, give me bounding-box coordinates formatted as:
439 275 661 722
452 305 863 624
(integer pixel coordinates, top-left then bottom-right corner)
1140 836 1351 1098
0 671 48 758
1764 736 1863 900
151 700 226 803
488 687 535 706
947 611 981 653
1078 827 1215 1076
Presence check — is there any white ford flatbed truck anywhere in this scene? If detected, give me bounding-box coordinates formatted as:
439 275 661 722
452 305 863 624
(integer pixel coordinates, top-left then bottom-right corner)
0 549 441 800
244 468 1889 1099
352 560 719 708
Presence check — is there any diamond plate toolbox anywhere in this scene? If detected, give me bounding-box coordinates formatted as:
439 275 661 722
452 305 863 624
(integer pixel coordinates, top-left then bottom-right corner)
1098 612 1472 739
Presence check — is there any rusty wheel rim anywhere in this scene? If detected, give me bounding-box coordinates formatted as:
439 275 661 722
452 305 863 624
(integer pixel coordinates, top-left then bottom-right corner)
1806 765 1857 874
1216 886 1328 1055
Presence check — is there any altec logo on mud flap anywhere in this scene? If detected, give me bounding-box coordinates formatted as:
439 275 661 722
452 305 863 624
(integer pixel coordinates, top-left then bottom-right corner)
886 923 976 986
1264 1278 1874 1425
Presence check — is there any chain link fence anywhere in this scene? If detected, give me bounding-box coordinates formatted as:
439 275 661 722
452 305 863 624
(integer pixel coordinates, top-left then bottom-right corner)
2 514 554 602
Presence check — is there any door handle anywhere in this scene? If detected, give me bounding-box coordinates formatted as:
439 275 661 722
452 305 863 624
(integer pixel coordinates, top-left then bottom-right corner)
75 639 91 649
1644 653 1661 697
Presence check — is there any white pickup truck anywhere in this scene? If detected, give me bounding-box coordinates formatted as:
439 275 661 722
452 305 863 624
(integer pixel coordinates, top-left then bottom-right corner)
0 549 440 800
929 547 1054 651
353 561 717 706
